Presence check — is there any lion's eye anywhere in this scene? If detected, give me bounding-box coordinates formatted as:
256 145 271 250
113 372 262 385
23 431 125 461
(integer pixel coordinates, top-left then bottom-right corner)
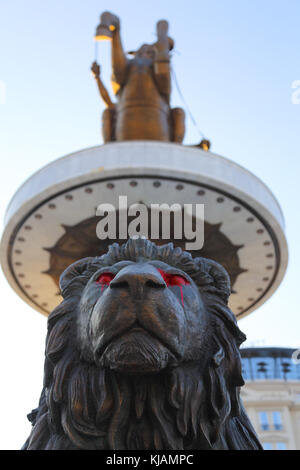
96 272 115 290
157 269 189 307
157 269 190 287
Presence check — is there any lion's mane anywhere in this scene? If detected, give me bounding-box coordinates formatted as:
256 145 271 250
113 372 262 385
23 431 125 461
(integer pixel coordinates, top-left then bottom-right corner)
23 239 262 450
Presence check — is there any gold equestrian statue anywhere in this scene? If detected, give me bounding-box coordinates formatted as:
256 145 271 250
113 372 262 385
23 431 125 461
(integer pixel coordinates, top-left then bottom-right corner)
91 11 185 143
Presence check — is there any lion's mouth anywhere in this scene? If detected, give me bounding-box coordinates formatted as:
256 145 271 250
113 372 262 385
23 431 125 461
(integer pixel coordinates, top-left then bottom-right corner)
95 322 180 363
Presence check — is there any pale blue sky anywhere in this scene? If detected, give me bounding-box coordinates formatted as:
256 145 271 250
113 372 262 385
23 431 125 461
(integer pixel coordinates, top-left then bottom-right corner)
0 0 299 448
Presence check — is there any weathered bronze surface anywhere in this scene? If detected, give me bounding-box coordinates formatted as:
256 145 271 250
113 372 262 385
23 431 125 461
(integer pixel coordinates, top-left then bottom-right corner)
91 12 185 143
23 239 262 450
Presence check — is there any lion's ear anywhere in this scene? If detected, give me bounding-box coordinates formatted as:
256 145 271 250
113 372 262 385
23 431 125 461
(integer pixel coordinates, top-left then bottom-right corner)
195 258 231 303
59 257 94 295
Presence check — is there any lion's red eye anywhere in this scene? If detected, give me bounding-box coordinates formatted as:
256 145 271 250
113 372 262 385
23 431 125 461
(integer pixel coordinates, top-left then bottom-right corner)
157 269 189 287
157 269 189 307
96 272 115 291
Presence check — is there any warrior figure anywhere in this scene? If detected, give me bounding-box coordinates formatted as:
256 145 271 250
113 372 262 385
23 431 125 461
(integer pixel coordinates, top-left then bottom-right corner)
91 12 185 143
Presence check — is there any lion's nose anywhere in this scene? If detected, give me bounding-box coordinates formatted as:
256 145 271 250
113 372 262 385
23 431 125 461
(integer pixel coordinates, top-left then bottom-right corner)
109 264 165 299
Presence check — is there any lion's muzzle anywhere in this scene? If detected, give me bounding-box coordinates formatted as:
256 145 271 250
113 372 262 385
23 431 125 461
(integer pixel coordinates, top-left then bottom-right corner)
109 263 166 299
86 263 187 374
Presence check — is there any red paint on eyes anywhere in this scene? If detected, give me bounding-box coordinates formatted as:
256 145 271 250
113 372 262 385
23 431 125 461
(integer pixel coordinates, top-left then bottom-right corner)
96 272 115 291
157 269 190 307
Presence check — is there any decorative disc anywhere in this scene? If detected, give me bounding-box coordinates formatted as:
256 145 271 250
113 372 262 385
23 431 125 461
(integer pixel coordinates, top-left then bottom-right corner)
0 142 288 318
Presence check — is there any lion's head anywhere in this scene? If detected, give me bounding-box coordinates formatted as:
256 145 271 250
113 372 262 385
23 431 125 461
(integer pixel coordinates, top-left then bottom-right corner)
23 238 262 450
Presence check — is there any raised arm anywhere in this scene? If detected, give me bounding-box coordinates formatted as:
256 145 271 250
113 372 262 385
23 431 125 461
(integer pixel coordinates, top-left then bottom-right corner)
153 20 172 101
91 62 114 108
102 12 128 94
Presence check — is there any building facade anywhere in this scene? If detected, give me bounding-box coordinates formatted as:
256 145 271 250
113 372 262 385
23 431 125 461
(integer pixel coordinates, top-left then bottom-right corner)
241 347 300 450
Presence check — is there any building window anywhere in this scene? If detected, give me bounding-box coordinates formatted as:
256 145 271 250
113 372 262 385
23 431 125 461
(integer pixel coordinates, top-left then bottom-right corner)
272 411 283 430
263 442 272 450
263 442 287 450
259 411 269 430
276 442 287 450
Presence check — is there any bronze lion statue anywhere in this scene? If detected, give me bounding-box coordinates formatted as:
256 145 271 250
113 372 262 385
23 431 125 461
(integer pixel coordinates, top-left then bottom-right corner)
23 238 262 450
